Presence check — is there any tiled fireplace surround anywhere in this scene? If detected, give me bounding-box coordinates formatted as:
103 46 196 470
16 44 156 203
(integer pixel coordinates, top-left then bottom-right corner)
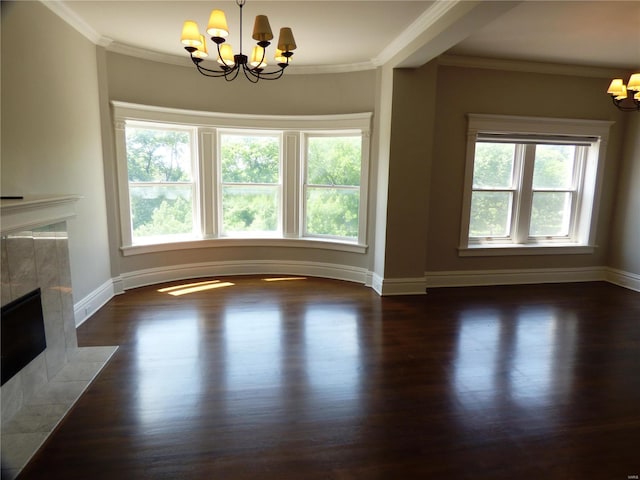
1 196 117 479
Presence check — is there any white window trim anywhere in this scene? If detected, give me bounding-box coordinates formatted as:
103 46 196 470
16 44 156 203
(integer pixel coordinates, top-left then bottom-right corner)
459 114 613 257
112 101 372 255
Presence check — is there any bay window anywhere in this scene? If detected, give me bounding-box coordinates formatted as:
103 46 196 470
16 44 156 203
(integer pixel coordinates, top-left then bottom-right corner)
113 102 371 255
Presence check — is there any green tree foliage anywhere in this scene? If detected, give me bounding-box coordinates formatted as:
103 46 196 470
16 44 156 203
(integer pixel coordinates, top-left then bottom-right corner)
308 136 361 186
126 128 191 182
220 135 280 233
530 145 575 236
306 189 359 238
134 193 193 237
221 134 279 184
125 128 193 239
470 142 576 238
470 143 514 236
306 136 361 238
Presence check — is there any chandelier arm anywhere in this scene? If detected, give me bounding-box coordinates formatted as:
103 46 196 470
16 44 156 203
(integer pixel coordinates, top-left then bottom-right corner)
224 65 243 82
611 96 640 112
193 58 234 78
249 66 287 80
241 65 261 83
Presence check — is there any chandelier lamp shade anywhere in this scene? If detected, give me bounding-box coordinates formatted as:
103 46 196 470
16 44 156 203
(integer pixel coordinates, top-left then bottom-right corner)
606 73 640 111
180 0 297 83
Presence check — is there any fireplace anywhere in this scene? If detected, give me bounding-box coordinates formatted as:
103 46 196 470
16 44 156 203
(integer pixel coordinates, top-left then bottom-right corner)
1 288 47 386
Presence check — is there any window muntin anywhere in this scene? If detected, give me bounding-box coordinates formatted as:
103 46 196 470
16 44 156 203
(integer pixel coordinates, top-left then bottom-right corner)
125 125 197 244
461 114 613 255
304 135 362 240
219 132 281 236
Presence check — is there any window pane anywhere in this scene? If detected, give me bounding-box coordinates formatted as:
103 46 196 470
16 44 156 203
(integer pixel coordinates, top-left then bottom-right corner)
130 185 193 240
306 188 359 238
307 136 361 186
473 143 515 188
469 191 512 237
126 128 192 182
533 145 575 189
221 134 279 184
222 185 279 233
530 192 572 237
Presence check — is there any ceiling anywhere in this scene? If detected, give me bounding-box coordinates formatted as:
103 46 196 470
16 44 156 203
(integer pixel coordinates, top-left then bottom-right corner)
49 0 640 73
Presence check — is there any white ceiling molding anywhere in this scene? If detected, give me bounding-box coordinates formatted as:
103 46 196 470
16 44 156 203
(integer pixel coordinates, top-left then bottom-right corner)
373 0 462 67
438 54 634 79
41 0 103 45
106 41 378 75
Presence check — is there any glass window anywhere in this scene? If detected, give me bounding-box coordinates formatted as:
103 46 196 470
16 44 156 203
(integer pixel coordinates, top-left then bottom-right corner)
304 135 362 240
460 114 612 253
219 133 281 236
114 103 371 253
125 125 197 244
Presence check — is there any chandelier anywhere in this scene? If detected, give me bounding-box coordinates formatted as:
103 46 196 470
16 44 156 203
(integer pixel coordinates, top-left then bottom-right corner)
180 0 296 83
606 73 640 111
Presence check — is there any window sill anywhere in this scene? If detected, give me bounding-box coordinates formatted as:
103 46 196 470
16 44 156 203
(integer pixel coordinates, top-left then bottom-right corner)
458 243 596 257
121 237 368 256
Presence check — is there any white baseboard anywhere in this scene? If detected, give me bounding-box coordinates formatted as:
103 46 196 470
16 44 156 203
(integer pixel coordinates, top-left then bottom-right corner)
72 265 638 326
371 274 427 296
73 279 118 326
606 268 640 292
119 260 370 291
425 266 608 288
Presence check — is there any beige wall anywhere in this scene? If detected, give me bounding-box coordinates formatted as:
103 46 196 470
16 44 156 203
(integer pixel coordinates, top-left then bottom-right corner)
382 62 438 279
102 52 379 279
1 1 111 304
422 64 627 273
106 52 376 116
609 114 640 275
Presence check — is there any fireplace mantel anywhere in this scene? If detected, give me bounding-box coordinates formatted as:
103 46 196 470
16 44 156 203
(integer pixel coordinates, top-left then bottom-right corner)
1 195 80 234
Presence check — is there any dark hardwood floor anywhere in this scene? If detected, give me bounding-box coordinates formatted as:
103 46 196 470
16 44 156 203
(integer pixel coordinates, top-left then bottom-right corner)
16 277 640 479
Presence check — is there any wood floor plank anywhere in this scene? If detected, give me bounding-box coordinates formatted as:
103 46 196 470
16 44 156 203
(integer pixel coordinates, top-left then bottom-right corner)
14 278 640 479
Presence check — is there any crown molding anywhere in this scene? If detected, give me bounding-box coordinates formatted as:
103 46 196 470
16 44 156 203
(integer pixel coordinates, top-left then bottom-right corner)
41 0 103 44
106 41 378 75
374 0 461 67
438 54 635 79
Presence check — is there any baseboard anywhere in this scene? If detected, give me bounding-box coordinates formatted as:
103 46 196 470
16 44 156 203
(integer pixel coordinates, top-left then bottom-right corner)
371 274 427 296
606 268 640 292
425 266 608 288
119 260 370 291
72 265 638 324
74 278 118 326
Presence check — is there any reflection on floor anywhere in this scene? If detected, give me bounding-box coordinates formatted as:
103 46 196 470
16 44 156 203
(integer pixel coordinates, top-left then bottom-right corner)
13 278 640 479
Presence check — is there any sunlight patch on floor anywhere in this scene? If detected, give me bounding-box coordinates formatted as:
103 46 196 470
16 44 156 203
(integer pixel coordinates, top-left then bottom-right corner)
262 277 307 282
157 280 235 296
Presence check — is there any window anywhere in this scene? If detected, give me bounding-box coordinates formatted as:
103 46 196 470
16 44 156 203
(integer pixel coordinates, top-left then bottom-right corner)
124 124 198 244
304 135 362 240
219 132 281 236
460 114 613 256
113 102 371 254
